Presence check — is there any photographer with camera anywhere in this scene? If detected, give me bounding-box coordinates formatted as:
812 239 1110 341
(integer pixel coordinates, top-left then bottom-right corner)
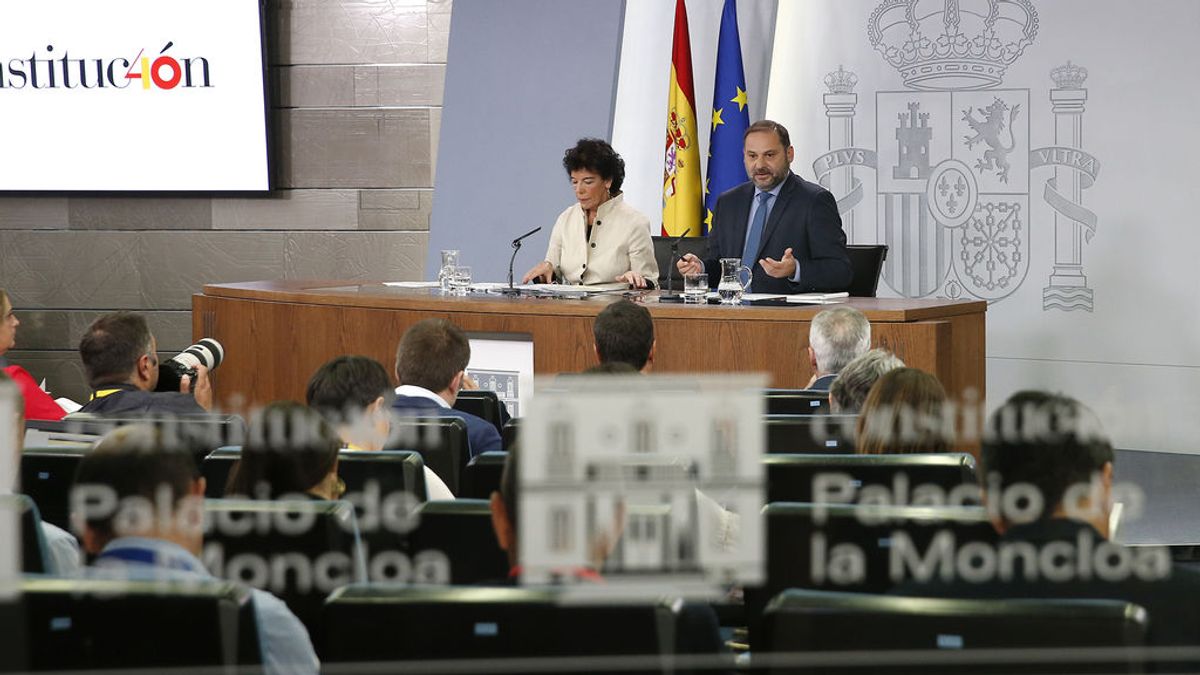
77 312 215 415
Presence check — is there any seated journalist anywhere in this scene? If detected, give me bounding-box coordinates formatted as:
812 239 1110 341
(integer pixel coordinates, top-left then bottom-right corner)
522 138 659 289
224 401 345 500
391 318 502 458
306 355 454 499
895 391 1200 655
0 288 67 421
74 424 319 673
677 120 851 293
77 312 211 415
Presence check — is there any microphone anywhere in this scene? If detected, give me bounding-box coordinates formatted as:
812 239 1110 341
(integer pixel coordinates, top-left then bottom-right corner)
661 227 693 302
505 226 544 294
511 226 542 248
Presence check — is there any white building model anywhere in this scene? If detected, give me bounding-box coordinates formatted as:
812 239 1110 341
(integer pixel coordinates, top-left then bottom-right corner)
520 375 766 599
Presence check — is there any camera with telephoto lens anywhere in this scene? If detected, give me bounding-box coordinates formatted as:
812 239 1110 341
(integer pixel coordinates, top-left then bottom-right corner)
154 338 225 393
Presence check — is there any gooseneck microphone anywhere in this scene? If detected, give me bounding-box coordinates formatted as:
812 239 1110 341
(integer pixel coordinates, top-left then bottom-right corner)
660 227 693 302
504 226 543 295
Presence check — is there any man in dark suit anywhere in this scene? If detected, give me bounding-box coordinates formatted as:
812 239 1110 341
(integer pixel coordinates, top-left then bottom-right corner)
895 391 1200 659
391 318 502 458
678 120 851 294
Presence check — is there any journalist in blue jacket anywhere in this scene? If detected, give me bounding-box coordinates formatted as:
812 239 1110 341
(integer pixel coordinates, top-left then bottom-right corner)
391 318 502 458
679 120 851 294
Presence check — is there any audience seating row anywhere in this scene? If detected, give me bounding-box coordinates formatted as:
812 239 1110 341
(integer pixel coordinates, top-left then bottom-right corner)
6 574 1152 673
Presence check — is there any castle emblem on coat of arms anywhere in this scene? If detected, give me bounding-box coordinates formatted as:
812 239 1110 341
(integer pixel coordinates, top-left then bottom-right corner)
812 0 1101 311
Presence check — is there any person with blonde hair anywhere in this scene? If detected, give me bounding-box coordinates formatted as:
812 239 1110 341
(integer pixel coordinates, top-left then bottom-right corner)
0 289 66 421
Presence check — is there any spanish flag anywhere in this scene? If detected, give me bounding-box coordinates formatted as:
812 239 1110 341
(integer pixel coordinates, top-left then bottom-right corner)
661 0 702 237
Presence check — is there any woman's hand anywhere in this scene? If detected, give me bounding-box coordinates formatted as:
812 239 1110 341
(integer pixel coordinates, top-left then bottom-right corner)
522 261 554 284
615 271 649 289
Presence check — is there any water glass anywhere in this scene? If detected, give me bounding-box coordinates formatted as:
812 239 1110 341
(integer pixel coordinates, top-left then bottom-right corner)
683 273 708 303
449 265 472 294
438 250 460 292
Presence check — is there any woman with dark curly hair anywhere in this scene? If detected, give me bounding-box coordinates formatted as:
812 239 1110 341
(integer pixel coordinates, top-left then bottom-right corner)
522 138 659 288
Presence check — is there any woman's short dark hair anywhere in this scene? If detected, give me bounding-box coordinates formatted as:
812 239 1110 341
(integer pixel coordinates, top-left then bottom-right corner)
563 138 625 193
225 401 341 499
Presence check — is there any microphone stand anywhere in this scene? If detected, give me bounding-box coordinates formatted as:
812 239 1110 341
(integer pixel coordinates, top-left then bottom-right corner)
659 227 692 303
503 226 542 296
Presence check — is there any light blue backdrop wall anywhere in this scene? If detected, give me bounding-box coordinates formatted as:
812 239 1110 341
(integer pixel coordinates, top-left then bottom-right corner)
428 0 627 283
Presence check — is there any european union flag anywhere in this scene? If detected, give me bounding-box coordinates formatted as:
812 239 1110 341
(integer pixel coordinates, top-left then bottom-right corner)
703 0 749 236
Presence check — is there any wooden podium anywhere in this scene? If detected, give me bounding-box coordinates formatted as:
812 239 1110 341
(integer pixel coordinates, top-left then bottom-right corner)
194 280 985 410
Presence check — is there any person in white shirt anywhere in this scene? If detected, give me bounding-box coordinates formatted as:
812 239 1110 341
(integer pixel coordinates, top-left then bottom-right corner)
522 138 659 288
306 355 454 500
73 424 319 674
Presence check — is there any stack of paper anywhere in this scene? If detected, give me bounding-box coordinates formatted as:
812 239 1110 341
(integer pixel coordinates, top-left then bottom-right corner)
734 292 850 304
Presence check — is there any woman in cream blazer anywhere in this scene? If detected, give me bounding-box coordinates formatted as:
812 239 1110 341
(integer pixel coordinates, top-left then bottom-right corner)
523 139 659 287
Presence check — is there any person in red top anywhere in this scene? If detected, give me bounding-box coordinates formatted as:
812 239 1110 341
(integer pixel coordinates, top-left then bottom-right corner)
0 289 66 421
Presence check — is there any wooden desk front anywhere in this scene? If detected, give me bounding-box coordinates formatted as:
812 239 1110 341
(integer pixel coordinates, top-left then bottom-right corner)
194 281 985 410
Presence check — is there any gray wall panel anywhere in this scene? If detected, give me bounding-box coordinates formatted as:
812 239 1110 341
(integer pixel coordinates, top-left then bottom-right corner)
68 198 214 231
358 189 432 231
212 190 359 230
0 199 69 229
356 65 446 106
284 232 427 281
13 310 193 352
278 66 356 108
276 0 430 65
140 233 287 308
428 0 625 281
0 232 144 309
277 109 433 189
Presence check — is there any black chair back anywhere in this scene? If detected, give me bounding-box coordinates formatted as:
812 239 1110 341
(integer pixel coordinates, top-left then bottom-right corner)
202 498 365 640
323 585 673 672
461 451 507 499
21 576 261 671
387 416 470 494
652 235 709 289
19 446 89 532
746 502 997 649
0 494 50 574
764 453 977 504
762 589 1146 674
765 389 831 415
845 244 889 297
26 414 246 468
406 499 509 585
203 447 428 501
501 417 520 452
454 389 505 433
765 414 857 454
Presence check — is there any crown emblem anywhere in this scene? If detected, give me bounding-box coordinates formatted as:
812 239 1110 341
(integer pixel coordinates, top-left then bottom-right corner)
868 0 1039 91
1050 61 1087 89
824 65 859 94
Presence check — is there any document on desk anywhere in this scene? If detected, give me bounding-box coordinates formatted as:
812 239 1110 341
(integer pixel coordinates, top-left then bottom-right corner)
383 281 440 288
785 292 849 304
735 292 849 304
518 282 629 296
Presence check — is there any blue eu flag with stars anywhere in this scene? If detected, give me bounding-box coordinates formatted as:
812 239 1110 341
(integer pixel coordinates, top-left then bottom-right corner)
703 0 749 236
